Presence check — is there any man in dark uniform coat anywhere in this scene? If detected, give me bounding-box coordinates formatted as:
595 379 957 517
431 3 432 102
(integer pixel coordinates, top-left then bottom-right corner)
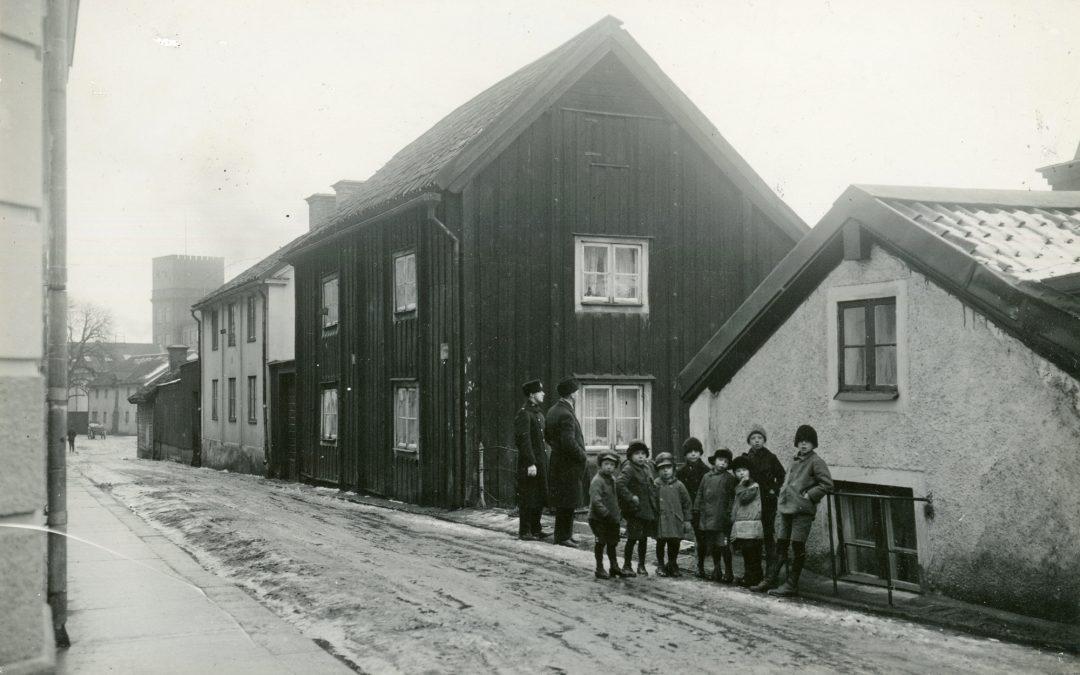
545 377 587 546
515 378 550 540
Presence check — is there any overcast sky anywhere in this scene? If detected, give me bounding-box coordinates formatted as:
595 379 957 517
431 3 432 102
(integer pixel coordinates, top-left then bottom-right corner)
68 0 1080 342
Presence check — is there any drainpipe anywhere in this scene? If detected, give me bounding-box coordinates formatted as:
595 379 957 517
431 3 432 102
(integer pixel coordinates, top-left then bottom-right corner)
44 0 71 647
426 204 465 505
190 308 202 466
258 287 269 474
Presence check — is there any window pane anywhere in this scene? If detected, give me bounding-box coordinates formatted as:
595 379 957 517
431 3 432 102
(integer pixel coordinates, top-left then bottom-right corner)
842 306 866 346
893 552 920 584
583 387 610 446
614 418 638 447
584 272 608 298
583 245 608 273
844 347 867 386
875 346 897 386
850 496 876 542
614 274 638 300
874 303 896 343
614 246 638 274
614 387 639 418
888 499 918 550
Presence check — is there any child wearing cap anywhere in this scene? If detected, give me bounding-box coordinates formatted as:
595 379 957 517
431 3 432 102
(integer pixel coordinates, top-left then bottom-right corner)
652 452 693 577
729 455 764 587
740 424 785 570
616 440 657 577
589 452 624 579
694 448 737 583
676 437 710 577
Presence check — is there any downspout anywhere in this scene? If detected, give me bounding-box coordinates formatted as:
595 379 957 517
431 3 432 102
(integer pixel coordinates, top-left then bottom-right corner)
190 308 202 466
44 0 71 647
258 287 269 474
426 204 465 505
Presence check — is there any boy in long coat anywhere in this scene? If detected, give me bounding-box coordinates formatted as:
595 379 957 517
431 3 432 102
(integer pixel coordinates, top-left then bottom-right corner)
589 451 624 579
616 440 657 576
544 377 587 546
653 452 693 577
677 437 710 577
694 448 737 582
514 378 550 540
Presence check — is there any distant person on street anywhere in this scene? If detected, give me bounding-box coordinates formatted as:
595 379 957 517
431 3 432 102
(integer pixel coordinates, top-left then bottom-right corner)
755 424 833 597
740 424 785 571
545 377 587 547
652 452 692 577
588 451 623 579
616 440 656 577
514 378 550 541
67 427 77 453
676 437 709 577
695 448 736 583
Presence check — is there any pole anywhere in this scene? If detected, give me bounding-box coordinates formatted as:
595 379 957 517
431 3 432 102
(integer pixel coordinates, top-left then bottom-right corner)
478 442 486 508
44 0 71 648
827 493 838 596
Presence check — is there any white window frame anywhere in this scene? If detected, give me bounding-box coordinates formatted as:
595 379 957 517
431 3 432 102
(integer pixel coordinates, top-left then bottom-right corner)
579 382 650 452
322 275 339 329
393 382 419 454
574 236 649 314
247 375 258 424
320 385 338 443
210 379 219 421
227 378 237 422
827 279 908 412
393 251 417 314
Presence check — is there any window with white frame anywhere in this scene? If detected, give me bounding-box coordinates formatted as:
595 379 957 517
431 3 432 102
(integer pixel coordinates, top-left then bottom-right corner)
211 379 219 420
320 385 338 442
580 383 646 451
393 383 419 453
246 296 257 342
227 303 236 347
227 377 237 422
576 237 648 311
838 297 897 396
394 252 417 314
322 276 339 329
247 376 257 424
211 310 219 350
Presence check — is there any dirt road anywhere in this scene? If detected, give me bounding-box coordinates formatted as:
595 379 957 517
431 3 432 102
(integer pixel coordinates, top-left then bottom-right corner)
69 438 1076 674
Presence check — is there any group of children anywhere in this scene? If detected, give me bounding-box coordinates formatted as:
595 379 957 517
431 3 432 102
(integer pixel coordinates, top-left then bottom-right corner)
588 423 832 598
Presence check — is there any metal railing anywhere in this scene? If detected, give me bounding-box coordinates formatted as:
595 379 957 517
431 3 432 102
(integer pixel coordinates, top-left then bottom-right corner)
826 490 931 606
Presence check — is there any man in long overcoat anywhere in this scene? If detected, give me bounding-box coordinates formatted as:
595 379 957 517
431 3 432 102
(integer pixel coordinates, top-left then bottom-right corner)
545 377 587 546
515 378 550 540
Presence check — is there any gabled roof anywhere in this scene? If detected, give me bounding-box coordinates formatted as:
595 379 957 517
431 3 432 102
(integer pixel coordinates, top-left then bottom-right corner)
193 242 295 309
286 15 807 258
88 353 170 388
128 354 197 404
679 186 1080 402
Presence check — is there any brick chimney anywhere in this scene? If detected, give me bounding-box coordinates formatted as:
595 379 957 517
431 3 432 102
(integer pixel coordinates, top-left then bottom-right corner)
332 179 366 211
305 193 336 231
167 345 187 372
1037 141 1080 190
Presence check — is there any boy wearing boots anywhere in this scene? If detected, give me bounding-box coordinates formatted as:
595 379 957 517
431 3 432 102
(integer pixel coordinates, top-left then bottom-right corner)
616 440 657 577
729 456 764 587
676 437 710 578
589 452 624 579
753 424 833 597
694 448 737 583
652 453 693 577
740 424 785 570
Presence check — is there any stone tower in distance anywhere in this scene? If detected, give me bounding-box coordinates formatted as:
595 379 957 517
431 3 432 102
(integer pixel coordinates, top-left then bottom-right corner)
152 255 225 349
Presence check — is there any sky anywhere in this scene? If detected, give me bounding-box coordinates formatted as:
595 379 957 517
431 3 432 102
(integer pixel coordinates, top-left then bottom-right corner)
67 0 1080 343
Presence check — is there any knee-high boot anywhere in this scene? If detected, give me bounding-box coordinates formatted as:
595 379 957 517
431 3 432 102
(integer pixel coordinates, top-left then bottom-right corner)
770 543 805 596
751 539 787 592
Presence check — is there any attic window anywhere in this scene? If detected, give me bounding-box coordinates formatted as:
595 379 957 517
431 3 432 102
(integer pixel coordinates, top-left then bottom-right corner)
394 252 417 315
837 298 898 400
322 275 339 329
575 236 649 314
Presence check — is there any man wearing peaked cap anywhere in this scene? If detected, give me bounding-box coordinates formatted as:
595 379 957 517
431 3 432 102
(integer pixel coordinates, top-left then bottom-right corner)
514 379 549 540
545 377 587 546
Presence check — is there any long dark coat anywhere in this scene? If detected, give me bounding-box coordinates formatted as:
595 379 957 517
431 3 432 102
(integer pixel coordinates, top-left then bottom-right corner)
654 476 693 540
695 467 737 533
616 460 657 521
514 400 548 510
544 398 587 509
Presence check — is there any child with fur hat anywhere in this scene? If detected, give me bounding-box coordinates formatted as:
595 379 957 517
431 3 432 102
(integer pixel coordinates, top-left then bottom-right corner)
616 440 657 577
729 455 764 587
652 452 693 577
589 452 624 579
676 437 710 577
753 424 833 597
694 448 737 583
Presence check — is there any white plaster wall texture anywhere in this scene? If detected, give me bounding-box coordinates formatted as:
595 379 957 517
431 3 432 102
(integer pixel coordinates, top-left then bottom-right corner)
267 267 295 364
693 246 1080 621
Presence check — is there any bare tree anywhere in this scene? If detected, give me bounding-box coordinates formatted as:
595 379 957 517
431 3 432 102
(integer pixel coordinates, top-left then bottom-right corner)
67 301 114 400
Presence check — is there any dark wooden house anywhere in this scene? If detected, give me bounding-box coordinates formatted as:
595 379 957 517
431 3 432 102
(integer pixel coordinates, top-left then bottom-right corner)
284 16 807 507
129 346 201 464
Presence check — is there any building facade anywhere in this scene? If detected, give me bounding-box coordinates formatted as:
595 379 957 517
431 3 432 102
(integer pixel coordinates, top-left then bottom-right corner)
87 353 170 435
681 185 1080 622
286 17 806 507
152 254 224 349
130 348 200 465
194 254 295 475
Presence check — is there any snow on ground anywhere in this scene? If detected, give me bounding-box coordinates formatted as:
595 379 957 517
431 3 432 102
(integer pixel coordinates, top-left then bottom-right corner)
69 437 1078 674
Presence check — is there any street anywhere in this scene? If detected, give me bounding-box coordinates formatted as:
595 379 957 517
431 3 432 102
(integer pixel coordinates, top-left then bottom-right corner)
68 437 1076 674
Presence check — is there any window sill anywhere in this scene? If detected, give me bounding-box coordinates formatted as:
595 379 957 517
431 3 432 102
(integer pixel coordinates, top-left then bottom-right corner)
835 390 899 402
320 439 337 446
393 309 417 320
248 419 257 425
393 447 419 458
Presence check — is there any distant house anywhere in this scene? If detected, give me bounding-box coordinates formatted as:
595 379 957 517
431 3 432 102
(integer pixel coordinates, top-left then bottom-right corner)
679 185 1080 622
129 346 200 463
283 16 807 507
192 250 295 475
86 350 170 436
68 341 159 420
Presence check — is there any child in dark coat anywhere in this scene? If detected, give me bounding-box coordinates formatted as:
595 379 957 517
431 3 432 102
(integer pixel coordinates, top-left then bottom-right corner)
653 452 693 577
730 455 764 587
616 440 657 577
589 451 624 579
694 448 737 582
676 437 710 577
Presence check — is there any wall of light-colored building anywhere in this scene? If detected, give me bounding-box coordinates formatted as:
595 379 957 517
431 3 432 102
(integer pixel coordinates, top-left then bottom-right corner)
690 245 1080 621
87 385 140 435
267 267 295 364
0 2 54 671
